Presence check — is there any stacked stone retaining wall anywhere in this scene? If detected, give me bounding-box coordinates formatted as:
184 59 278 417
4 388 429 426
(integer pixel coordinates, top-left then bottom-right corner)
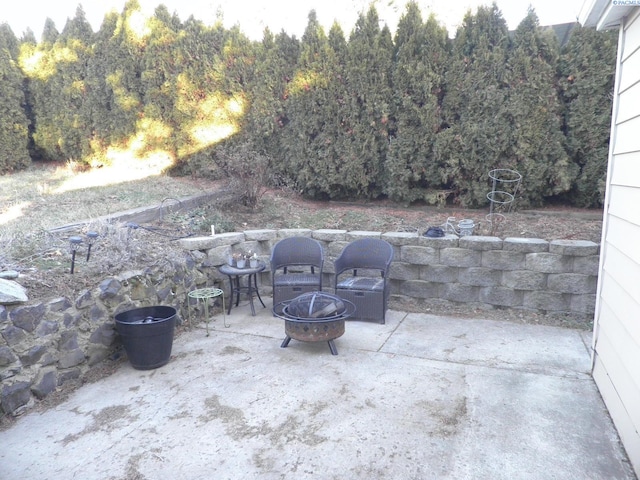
0 261 203 417
1 228 599 417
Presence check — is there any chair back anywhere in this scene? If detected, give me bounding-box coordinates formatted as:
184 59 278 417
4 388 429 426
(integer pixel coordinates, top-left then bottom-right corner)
270 237 324 273
334 238 393 276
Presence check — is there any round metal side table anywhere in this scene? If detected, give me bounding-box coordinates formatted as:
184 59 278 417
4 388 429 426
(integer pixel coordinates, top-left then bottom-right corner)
218 261 266 316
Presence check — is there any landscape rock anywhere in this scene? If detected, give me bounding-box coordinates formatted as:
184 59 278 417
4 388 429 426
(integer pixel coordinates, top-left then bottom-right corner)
58 331 79 351
98 278 122 299
0 270 19 280
31 369 57 399
0 325 27 346
0 346 18 367
19 345 47 367
58 349 86 369
1 381 32 416
58 368 81 385
74 289 93 310
47 297 72 312
0 278 28 304
10 303 46 332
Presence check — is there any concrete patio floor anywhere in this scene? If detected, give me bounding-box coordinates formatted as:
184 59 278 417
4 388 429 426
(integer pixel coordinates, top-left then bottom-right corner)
1 300 636 480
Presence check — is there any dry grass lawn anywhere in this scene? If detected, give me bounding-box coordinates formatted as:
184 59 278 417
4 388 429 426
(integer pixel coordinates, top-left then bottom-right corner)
1 161 211 235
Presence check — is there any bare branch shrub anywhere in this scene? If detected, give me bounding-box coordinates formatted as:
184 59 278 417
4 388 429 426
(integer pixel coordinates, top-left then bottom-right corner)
215 143 270 209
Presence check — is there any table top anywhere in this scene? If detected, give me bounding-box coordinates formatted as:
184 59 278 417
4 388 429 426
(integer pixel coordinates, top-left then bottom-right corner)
219 260 266 276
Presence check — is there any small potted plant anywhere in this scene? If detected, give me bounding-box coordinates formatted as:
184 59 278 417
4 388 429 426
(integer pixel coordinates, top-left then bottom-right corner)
233 252 245 268
249 252 259 268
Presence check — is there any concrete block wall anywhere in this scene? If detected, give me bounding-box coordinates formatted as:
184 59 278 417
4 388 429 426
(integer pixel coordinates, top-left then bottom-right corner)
179 229 600 317
389 234 599 315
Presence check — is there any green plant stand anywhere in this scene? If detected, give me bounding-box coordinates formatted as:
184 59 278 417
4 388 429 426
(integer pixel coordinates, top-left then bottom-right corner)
188 287 227 335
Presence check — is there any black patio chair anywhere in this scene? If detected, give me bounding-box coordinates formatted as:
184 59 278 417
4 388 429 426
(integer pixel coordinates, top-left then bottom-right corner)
270 237 324 306
334 238 394 324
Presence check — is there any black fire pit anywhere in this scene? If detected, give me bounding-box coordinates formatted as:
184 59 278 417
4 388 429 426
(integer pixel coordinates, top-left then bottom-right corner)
273 292 355 355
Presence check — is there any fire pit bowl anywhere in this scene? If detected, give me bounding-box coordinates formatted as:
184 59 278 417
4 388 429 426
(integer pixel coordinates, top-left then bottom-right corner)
273 292 355 355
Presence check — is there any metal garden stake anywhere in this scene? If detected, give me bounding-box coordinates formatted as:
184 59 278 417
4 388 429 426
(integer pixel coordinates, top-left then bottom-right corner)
86 231 99 261
69 236 83 274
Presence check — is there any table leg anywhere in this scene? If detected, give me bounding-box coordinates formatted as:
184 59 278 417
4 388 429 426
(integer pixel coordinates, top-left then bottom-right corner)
221 294 228 327
248 273 256 316
226 275 234 314
253 273 266 308
234 276 241 307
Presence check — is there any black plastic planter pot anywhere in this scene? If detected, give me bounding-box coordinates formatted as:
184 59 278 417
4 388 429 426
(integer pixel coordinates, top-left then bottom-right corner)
114 306 177 370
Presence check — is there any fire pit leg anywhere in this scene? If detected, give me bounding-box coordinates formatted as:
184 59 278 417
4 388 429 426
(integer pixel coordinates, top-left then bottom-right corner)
328 340 338 355
281 336 292 348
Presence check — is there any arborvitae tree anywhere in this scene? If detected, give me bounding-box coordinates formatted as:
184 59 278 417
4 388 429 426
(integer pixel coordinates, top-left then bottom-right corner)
273 21 353 197
209 25 258 155
280 11 345 198
140 5 182 158
85 0 146 157
19 19 58 160
384 3 449 204
17 29 37 160
0 25 30 172
559 25 617 207
504 9 576 207
40 18 59 44
173 17 243 165
55 5 94 160
172 18 221 168
20 6 94 161
328 22 347 60
221 25 256 93
434 4 513 207
242 28 299 160
300 21 357 198
61 5 94 40
322 21 357 195
84 11 124 151
20 28 37 45
263 30 301 159
0 24 19 59
343 6 393 198
175 16 226 86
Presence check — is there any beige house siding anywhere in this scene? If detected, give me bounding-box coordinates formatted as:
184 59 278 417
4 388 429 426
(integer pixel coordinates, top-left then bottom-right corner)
590 7 640 476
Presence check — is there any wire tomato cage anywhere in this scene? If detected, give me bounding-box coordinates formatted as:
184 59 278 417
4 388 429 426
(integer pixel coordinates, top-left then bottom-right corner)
486 169 522 231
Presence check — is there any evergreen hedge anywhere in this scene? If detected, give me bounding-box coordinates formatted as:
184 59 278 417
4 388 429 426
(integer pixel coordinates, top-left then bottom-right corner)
0 25 30 173
0 1 617 208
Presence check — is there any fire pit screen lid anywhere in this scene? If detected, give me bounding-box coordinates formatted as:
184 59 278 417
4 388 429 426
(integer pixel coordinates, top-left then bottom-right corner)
283 292 351 320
